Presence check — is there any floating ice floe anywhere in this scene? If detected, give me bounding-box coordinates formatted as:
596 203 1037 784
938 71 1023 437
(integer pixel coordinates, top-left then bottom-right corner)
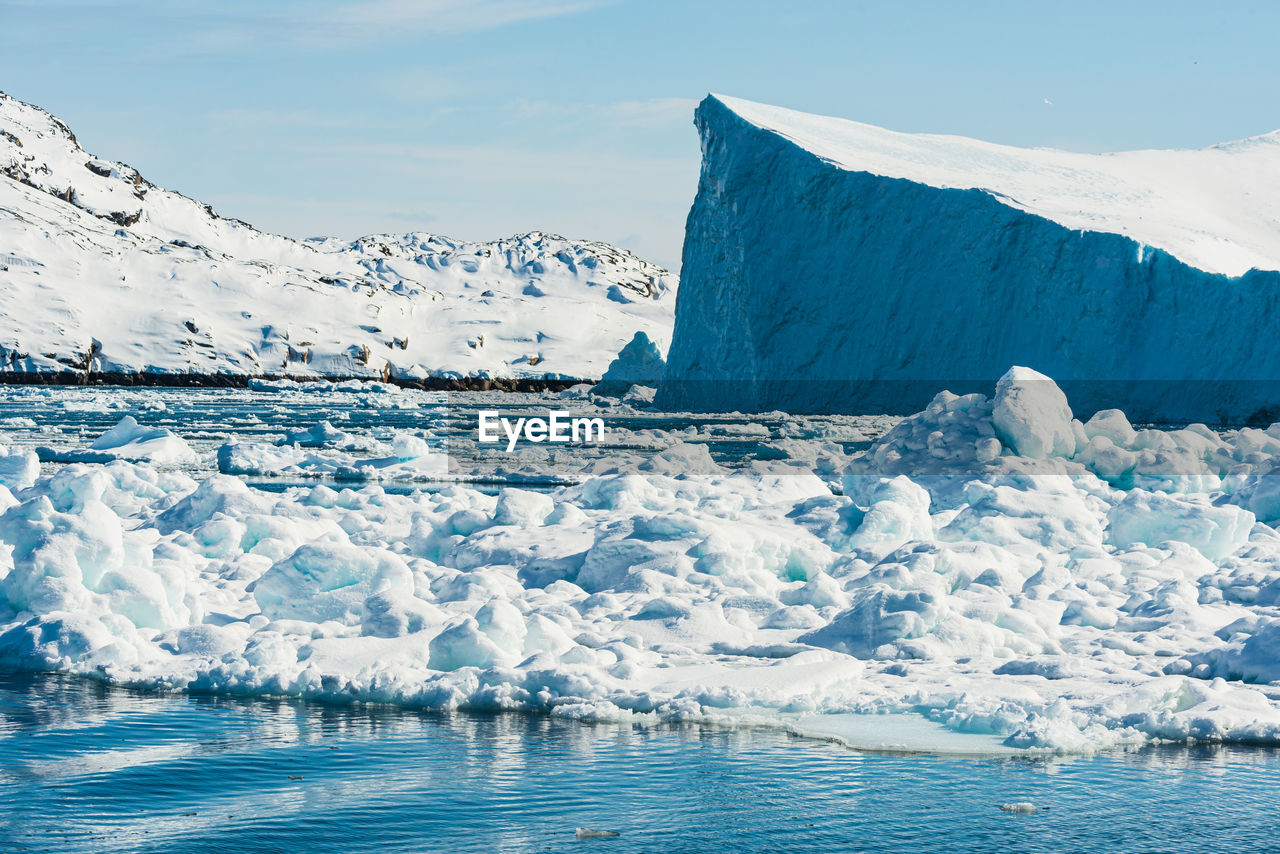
248 378 403 394
10 369 1280 752
37 416 197 465
219 432 446 481
276 421 385 452
0 445 39 490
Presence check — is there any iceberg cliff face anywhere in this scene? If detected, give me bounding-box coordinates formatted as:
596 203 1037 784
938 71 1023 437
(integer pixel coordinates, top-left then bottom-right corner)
658 95 1280 422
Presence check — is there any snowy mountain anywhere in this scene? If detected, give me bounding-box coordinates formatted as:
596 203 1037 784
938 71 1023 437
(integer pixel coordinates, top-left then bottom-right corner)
658 94 1280 422
0 91 675 385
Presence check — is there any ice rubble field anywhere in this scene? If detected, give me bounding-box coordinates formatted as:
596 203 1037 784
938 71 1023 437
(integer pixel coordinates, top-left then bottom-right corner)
9 370 1280 753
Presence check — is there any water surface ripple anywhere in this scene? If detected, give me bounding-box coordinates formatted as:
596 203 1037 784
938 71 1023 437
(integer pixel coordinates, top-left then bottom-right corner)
0 674 1275 853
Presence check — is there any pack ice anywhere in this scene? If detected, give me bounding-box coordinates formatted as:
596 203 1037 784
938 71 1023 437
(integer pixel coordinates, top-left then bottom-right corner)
9 369 1280 752
0 91 674 384
658 95 1280 422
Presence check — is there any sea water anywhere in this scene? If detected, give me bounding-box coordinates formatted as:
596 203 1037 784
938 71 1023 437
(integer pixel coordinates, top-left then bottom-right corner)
2 673 1278 853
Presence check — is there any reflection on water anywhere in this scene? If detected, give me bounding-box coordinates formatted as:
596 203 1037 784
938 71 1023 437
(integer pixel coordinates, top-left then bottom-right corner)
2 673 1279 853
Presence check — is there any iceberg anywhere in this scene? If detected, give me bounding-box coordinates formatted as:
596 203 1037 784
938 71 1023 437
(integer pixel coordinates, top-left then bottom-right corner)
590 331 666 397
658 95 1280 422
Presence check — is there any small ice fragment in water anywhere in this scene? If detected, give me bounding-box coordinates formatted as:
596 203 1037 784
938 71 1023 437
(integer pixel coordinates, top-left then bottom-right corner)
575 827 621 839
999 802 1038 814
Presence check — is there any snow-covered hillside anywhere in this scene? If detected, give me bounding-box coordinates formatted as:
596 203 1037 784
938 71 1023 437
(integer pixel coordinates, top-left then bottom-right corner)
0 91 675 384
658 95 1280 422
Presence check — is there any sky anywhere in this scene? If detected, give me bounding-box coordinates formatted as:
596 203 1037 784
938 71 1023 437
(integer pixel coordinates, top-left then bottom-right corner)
1 0 1278 271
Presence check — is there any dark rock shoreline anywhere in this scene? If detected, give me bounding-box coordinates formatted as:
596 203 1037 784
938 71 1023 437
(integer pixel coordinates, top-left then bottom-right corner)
0 371 586 392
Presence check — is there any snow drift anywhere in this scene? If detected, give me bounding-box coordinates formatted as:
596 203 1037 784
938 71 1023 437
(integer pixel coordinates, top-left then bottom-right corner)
0 91 674 384
658 95 1280 422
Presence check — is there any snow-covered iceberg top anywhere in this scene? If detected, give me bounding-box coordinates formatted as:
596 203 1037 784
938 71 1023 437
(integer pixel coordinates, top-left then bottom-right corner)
714 94 1280 276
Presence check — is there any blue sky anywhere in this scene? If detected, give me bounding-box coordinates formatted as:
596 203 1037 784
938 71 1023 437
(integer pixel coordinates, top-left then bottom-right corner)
2 0 1278 270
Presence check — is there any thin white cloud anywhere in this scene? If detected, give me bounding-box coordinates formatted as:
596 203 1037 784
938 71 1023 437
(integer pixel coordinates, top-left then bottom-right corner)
320 0 612 38
180 0 613 51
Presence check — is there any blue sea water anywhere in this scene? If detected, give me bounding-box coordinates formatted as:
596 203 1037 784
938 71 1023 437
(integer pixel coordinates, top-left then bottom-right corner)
1 673 1278 853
